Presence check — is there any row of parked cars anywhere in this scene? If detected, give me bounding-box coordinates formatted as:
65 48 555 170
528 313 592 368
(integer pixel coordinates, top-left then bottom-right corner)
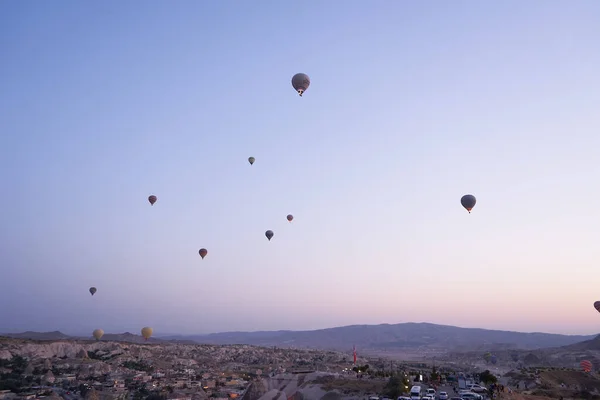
397 383 487 400
369 382 489 400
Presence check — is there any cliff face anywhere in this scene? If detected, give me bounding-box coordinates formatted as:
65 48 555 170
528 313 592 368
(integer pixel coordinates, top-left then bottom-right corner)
243 380 268 400
0 341 124 360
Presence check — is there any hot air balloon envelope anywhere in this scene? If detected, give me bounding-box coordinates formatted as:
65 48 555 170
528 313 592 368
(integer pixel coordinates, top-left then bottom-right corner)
89 287 97 296
265 230 274 241
287 214 293 222
291 73 310 96
461 194 476 213
148 195 157 206
594 301 600 313
581 360 593 372
248 157 255 165
199 248 208 259
141 327 153 341
92 329 104 341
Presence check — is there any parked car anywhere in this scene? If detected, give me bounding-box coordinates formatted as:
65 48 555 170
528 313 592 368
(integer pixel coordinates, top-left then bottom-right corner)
467 384 487 393
426 388 436 398
459 393 483 400
438 391 449 400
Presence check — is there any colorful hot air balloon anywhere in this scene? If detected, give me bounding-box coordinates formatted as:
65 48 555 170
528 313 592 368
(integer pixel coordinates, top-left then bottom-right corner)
265 230 274 241
594 301 600 313
89 287 97 296
581 360 593 372
141 327 153 341
461 194 476 213
199 248 208 259
287 214 293 222
248 157 255 165
291 73 310 97
148 195 157 206
92 329 104 341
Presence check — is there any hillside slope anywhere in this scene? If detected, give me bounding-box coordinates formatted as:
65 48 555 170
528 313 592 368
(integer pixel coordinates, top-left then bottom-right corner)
165 322 596 351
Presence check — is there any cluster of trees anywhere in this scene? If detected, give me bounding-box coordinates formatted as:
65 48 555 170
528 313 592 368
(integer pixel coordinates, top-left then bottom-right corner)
121 360 154 372
0 355 33 393
383 374 412 399
351 364 370 373
478 370 498 385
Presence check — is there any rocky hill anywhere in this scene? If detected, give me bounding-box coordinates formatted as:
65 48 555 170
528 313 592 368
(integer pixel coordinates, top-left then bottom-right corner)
559 334 600 351
434 335 600 372
164 322 596 352
0 337 360 400
0 336 348 370
0 331 196 345
2 331 73 341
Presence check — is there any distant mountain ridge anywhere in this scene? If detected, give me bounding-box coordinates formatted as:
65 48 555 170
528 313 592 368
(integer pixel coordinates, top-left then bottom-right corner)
2 323 596 352
560 334 600 351
0 331 196 345
162 322 597 351
1 331 72 341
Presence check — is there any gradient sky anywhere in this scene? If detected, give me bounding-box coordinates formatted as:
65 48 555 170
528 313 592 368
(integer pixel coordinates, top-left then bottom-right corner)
1 1 600 337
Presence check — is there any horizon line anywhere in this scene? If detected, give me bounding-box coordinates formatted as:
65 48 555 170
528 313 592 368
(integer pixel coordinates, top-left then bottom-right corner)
2 321 599 337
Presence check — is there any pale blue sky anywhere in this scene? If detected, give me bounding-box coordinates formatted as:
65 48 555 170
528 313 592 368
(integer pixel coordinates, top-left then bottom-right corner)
1 1 600 336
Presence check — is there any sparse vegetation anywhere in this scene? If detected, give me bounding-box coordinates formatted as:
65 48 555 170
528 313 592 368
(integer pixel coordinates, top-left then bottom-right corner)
313 375 385 394
0 355 30 392
479 369 498 385
383 376 404 399
122 360 154 372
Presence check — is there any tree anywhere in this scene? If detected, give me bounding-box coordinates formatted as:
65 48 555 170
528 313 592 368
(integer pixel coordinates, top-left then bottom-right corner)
479 370 497 385
430 366 439 382
357 364 369 373
78 384 89 398
384 376 403 399
10 355 28 374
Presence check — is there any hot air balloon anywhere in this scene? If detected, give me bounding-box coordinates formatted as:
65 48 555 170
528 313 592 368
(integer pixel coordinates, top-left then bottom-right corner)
491 355 497 365
248 157 255 165
581 360 593 372
461 194 476 213
287 214 293 222
199 248 208 259
89 287 97 296
291 73 310 97
141 327 153 341
265 230 274 241
148 195 157 206
594 301 600 313
92 329 104 341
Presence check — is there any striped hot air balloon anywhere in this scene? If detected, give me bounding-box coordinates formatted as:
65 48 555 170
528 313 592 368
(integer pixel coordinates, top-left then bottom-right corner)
581 360 593 372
